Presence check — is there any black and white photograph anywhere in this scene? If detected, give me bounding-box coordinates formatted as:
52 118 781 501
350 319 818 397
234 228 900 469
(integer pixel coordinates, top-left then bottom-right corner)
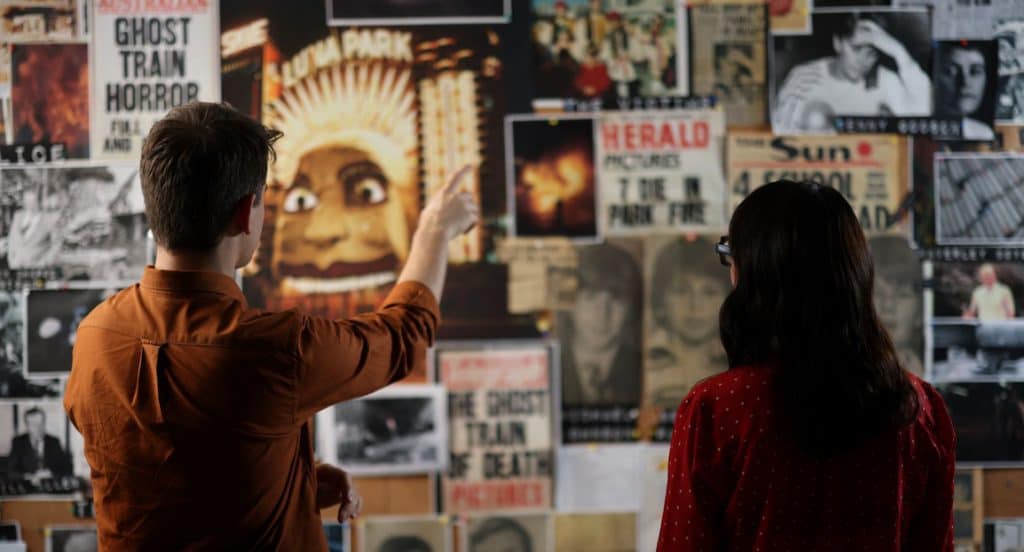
871 236 924 376
507 115 599 241
361 516 450 552
316 384 447 476
465 514 552 552
326 0 509 26
323 522 350 552
934 154 1024 246
0 400 84 499
45 525 96 552
644 235 730 410
555 239 643 409
25 288 116 378
996 19 1024 124
937 382 1024 464
934 41 998 141
530 0 684 102
0 291 60 398
986 519 1024 552
771 9 933 134
0 519 21 541
929 262 1024 381
0 165 148 286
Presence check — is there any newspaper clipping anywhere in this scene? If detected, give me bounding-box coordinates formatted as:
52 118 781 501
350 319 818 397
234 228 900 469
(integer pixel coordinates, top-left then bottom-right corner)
91 0 219 160
727 132 906 235
0 164 147 287
440 344 554 513
997 19 1024 124
597 109 727 236
361 516 450 552
555 239 643 443
464 513 552 552
688 3 768 128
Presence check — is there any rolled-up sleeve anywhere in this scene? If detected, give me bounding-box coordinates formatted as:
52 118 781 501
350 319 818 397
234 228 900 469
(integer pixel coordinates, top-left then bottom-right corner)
293 281 440 422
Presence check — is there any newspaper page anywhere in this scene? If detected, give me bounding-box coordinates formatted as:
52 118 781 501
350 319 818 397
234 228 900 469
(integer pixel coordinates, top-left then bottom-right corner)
597 109 727 236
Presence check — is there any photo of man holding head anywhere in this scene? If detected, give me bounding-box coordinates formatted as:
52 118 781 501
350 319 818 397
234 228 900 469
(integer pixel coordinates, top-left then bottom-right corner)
772 9 932 134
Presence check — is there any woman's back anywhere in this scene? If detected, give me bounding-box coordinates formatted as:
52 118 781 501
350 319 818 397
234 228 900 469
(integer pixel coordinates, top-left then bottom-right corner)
657 364 955 552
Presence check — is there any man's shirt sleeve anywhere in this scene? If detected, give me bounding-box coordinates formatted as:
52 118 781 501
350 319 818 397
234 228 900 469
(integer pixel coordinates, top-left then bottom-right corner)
293 281 440 422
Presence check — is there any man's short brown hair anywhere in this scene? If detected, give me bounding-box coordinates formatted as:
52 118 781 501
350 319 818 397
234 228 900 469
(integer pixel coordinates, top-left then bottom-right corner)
140 102 281 251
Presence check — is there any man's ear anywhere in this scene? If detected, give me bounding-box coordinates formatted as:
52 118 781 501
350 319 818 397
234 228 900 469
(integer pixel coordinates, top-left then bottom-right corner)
230 193 257 236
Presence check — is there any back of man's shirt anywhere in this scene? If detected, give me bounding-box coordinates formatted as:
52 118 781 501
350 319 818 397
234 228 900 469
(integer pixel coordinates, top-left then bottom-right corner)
65 268 439 551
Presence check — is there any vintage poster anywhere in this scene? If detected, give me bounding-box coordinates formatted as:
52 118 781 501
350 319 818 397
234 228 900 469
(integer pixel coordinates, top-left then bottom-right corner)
926 260 1024 382
495 237 578 314
220 2 537 339
554 443 642 512
553 513 637 552
936 382 1024 465
870 236 924 376
360 516 450 552
688 3 767 128
90 0 219 160
934 154 1024 247
0 164 147 288
769 0 810 35
597 109 727 236
637 444 670 552
996 19 1024 124
463 513 552 552
934 41 998 141
25 288 117 378
771 9 933 135
315 384 447 476
0 0 80 42
953 468 983 548
45 525 97 552
439 343 554 513
643 235 729 414
530 0 685 102
10 43 89 159
0 400 87 500
326 0 509 26
0 291 61 399
555 239 643 444
506 114 599 241
727 132 906 235
896 0 1019 40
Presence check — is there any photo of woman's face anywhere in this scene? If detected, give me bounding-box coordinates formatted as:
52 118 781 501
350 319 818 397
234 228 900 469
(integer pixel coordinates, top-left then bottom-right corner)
663 272 728 345
937 47 987 117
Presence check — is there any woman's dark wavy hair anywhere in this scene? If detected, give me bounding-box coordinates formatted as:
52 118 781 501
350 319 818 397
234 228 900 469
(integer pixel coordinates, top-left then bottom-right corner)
719 180 920 457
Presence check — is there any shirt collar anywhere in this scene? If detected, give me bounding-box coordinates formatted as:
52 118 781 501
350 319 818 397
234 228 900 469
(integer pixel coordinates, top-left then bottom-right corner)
141 266 247 307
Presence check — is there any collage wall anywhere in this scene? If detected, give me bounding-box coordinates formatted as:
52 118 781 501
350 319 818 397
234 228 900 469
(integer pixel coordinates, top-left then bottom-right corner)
1 0 1024 550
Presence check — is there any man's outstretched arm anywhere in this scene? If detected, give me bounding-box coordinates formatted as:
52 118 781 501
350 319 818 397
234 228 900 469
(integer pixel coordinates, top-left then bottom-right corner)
293 165 479 420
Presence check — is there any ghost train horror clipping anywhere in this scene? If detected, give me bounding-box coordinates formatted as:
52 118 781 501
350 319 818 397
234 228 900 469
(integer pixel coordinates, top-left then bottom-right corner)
220 1 509 324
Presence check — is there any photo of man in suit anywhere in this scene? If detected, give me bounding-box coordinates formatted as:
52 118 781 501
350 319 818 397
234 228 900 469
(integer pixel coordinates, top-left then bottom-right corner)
7 406 72 482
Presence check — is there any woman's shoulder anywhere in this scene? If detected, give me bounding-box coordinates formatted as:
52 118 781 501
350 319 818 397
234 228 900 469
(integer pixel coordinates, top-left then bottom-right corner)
904 372 957 456
678 364 776 413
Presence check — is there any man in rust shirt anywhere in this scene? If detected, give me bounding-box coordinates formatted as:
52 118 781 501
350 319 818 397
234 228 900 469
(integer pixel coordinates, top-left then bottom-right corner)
64 102 478 550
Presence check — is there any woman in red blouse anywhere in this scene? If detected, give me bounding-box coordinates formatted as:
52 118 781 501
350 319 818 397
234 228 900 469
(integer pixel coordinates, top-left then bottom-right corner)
658 180 956 551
